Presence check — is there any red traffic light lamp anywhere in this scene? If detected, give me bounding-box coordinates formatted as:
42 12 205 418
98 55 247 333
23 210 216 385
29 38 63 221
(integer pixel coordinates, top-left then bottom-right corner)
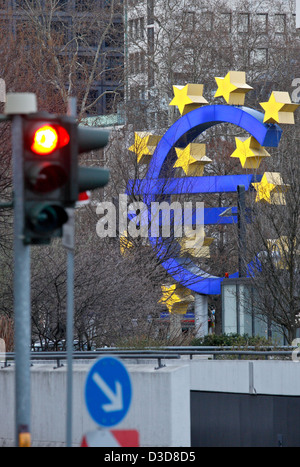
30 124 70 155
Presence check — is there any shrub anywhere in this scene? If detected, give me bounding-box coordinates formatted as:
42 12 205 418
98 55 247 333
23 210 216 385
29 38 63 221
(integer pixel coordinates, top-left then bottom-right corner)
190 333 272 347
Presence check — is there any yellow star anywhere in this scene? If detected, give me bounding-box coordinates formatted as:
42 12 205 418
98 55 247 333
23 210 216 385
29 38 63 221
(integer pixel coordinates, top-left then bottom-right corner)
129 132 162 164
120 231 134 256
169 83 208 116
159 284 194 315
252 172 289 205
260 91 299 124
230 136 270 169
214 71 253 105
174 143 211 176
179 231 214 259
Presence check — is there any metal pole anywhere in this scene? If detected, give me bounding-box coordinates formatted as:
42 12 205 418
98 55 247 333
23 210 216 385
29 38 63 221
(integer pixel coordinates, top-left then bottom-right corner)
65 97 76 447
237 185 246 278
194 294 208 338
66 246 74 447
12 115 32 447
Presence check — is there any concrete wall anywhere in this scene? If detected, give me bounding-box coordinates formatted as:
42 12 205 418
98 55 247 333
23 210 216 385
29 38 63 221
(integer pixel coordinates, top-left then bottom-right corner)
190 360 300 396
0 361 191 447
1 358 300 447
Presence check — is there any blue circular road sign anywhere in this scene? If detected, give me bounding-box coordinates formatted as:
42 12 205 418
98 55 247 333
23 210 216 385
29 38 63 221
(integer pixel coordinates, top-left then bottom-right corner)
84 356 132 428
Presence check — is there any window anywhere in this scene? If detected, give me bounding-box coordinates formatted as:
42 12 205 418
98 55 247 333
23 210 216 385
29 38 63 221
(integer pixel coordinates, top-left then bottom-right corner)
185 11 195 32
55 0 68 10
139 85 146 100
148 111 157 128
237 47 248 66
157 110 168 129
140 51 145 73
250 48 268 66
86 89 99 115
173 72 186 85
128 53 134 74
184 47 194 66
139 17 144 39
0 18 11 36
103 0 112 8
147 0 154 25
106 55 122 81
129 85 139 100
129 19 133 37
128 51 145 75
275 14 286 34
256 13 268 33
147 26 154 54
106 91 117 113
134 18 139 38
129 17 145 40
75 0 91 12
202 12 213 32
15 0 39 7
238 13 250 33
50 20 68 43
219 47 232 67
219 12 232 32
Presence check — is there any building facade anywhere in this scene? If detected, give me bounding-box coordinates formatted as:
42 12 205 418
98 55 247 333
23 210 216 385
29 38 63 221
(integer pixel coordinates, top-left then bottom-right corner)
0 0 124 116
125 0 299 129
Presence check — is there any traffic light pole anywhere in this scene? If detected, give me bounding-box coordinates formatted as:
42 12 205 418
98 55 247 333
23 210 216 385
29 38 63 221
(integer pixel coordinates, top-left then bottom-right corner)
65 97 76 448
12 115 32 447
66 236 74 448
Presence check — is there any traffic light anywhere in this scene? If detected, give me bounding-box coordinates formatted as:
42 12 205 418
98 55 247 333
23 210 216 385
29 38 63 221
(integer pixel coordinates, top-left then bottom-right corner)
22 113 110 245
22 113 76 244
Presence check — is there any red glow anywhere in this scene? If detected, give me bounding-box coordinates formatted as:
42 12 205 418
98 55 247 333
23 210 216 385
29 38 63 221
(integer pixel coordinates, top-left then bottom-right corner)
31 125 70 155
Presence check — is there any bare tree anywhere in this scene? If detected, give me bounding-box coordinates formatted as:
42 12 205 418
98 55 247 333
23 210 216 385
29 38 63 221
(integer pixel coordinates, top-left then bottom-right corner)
122 0 300 338
8 0 124 118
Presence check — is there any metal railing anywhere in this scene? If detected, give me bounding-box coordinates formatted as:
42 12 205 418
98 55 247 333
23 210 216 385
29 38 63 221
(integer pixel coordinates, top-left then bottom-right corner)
1 349 182 370
0 346 296 370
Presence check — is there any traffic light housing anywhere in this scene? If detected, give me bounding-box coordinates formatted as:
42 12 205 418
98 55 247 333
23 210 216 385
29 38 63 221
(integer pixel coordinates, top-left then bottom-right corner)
22 113 77 244
22 113 110 245
77 126 110 192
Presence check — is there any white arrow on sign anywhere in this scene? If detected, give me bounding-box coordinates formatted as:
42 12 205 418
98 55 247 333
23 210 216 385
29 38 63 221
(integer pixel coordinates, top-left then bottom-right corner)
92 372 123 412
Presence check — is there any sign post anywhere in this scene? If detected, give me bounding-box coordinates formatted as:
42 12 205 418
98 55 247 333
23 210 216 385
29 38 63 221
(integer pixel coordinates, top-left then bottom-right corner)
6 93 38 447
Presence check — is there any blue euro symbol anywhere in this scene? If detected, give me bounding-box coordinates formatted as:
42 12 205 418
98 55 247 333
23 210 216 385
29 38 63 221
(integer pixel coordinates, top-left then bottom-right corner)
127 105 282 295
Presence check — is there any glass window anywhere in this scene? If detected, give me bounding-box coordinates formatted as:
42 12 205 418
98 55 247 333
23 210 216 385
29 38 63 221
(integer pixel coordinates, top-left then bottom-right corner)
202 12 213 31
147 26 154 54
275 14 286 34
147 0 154 25
250 48 268 66
238 13 250 33
185 11 195 32
75 0 91 12
219 12 232 32
139 17 144 39
256 13 268 33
